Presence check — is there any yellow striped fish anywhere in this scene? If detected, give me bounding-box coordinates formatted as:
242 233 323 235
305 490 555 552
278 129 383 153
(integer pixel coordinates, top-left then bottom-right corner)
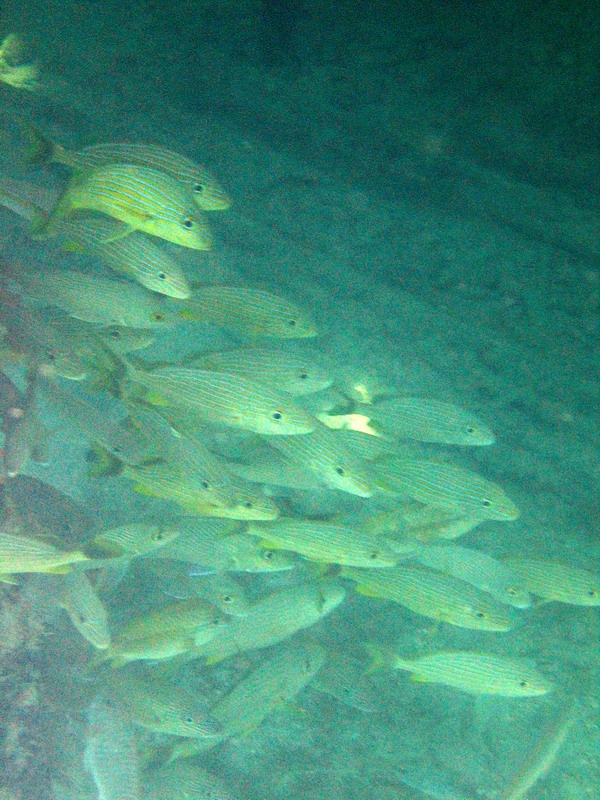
247 519 398 567
366 647 554 696
98 598 228 667
497 698 580 800
155 521 295 572
504 558 600 606
14 267 179 328
84 694 141 800
412 544 532 608
269 425 374 497
181 286 318 338
154 565 250 616
127 363 316 436
186 346 332 396
38 164 213 249
190 581 345 664
373 456 519 521
86 522 180 558
104 670 220 739
0 531 89 576
343 564 512 630
23 122 232 211
371 398 495 446
171 642 326 760
58 572 111 649
61 218 191 298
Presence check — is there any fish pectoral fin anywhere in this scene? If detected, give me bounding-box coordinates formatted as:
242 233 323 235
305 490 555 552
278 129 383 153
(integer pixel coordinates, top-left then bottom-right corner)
0 574 19 585
43 565 73 575
354 584 381 599
61 238 86 253
145 391 169 406
408 673 429 683
100 222 137 243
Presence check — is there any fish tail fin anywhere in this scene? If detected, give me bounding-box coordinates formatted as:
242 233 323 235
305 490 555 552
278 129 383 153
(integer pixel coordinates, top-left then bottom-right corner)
19 120 65 165
364 643 400 673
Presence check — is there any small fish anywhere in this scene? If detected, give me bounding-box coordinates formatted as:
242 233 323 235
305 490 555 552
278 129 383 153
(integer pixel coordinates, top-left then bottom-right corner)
311 651 380 712
86 521 180 558
23 123 232 211
13 267 178 328
247 518 398 567
84 693 141 800
97 326 156 355
105 668 220 738
58 572 111 649
155 564 250 616
412 544 531 608
154 520 295 572
181 286 318 338
503 558 600 606
226 453 322 491
126 362 316 436
60 217 191 298
366 647 554 696
37 164 213 249
0 530 89 577
497 698 581 800
191 581 345 664
373 457 520 521
370 398 496 446
98 598 228 667
171 642 326 759
187 346 332 396
269 425 374 497
42 381 152 465
146 763 233 800
343 565 512 631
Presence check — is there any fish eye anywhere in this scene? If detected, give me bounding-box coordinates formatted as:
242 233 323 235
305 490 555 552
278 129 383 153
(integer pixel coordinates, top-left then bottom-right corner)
475 610 485 618
263 550 275 560
506 586 518 596
243 500 254 509
223 595 233 603
299 372 309 380
193 182 204 193
152 312 165 322
201 480 210 490
272 411 283 420
587 588 598 597
288 319 297 327
481 499 492 508
183 715 195 724
109 329 121 339
46 351 56 362
182 218 195 229
368 551 379 560
211 616 222 625
154 530 165 541
466 426 475 434
518 680 528 687
335 466 346 476
158 272 167 281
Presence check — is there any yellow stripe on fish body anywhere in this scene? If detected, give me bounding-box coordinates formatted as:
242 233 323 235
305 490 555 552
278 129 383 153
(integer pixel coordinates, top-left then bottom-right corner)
61 217 191 298
87 522 181 558
343 564 513 631
373 456 519 521
191 581 346 663
504 558 600 606
269 425 374 497
0 532 89 574
24 125 232 211
371 398 496 446
181 286 318 338
170 642 326 760
186 346 333 396
247 519 398 567
44 164 213 249
130 364 316 435
368 647 554 696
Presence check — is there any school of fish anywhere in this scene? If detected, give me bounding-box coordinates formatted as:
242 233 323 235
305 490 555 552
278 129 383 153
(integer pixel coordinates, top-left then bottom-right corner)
0 85 595 800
